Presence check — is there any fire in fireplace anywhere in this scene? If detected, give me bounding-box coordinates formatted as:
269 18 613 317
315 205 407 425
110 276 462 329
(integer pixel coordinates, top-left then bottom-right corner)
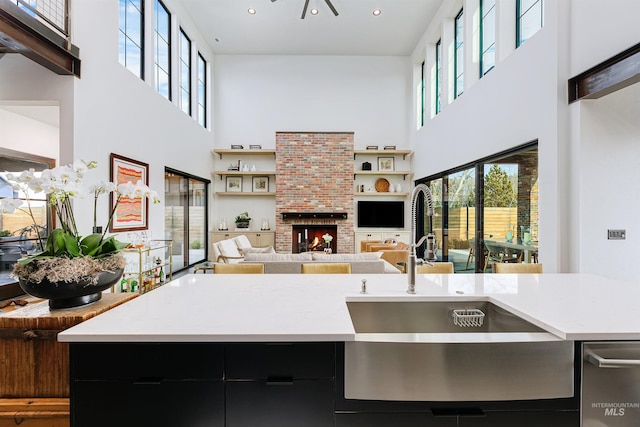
292 225 338 253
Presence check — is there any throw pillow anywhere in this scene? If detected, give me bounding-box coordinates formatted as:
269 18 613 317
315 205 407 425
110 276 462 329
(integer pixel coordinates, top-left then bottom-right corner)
244 252 313 262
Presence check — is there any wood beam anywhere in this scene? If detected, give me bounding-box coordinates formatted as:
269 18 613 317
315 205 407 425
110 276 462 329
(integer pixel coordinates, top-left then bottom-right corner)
568 42 640 103
0 0 80 77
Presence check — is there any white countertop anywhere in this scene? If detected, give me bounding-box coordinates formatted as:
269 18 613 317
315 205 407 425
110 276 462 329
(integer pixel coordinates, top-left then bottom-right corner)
57 273 640 342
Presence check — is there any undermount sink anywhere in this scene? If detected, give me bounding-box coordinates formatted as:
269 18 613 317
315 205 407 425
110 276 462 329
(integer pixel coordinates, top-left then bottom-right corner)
346 300 547 341
344 299 575 402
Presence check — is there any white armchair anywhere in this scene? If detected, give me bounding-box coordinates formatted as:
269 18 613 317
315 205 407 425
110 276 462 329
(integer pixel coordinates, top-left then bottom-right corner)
211 235 274 263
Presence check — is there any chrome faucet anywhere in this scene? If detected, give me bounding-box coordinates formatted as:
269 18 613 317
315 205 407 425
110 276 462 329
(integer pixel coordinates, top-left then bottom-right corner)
407 183 437 294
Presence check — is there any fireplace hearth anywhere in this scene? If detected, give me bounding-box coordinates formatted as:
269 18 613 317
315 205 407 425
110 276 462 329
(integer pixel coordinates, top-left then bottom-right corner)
292 225 338 253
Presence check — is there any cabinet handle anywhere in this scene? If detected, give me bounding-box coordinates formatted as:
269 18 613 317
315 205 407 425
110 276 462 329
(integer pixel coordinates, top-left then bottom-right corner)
585 350 640 368
134 376 164 385
266 376 294 386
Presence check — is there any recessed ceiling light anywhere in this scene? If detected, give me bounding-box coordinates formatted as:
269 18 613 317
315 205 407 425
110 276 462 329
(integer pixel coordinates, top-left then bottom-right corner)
373 9 381 16
310 8 319 15
248 8 256 14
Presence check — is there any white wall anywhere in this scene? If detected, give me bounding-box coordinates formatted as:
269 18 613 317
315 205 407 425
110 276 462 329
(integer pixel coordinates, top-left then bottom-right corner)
213 55 410 226
569 0 640 282
69 0 215 238
0 107 59 161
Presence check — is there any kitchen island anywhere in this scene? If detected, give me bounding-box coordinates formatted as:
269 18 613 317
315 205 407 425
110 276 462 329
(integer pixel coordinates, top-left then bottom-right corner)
59 273 640 426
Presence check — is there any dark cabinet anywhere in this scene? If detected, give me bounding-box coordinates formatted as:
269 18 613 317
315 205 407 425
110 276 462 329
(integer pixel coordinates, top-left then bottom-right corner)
226 343 336 427
458 410 579 426
336 412 456 427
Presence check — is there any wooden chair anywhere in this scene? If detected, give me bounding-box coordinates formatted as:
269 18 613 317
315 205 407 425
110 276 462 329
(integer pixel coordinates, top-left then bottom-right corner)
417 262 454 274
301 263 351 274
214 263 265 274
483 242 522 272
494 263 543 274
466 238 475 269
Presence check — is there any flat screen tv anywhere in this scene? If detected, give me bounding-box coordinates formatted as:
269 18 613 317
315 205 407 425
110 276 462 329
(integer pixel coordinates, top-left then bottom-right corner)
357 201 404 228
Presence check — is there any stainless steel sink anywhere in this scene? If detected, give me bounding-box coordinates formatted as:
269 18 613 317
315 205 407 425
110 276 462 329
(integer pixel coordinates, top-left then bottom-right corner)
344 300 575 402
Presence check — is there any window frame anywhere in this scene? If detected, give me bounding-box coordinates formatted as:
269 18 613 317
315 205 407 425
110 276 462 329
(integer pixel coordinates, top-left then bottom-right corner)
118 0 145 79
178 28 192 116
154 0 171 100
480 0 496 76
197 52 207 128
435 39 442 114
516 0 544 47
454 8 464 98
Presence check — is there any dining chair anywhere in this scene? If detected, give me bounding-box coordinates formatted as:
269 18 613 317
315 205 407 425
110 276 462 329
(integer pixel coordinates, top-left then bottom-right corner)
301 263 351 274
417 262 454 274
214 263 265 274
483 242 522 272
494 263 543 274
465 238 475 269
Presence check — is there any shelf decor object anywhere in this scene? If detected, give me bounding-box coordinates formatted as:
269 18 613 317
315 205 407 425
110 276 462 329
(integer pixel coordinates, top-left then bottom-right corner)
377 156 395 172
252 176 269 192
226 176 242 192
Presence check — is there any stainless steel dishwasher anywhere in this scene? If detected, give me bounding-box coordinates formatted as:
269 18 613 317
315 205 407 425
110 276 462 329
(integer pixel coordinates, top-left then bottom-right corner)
582 342 640 426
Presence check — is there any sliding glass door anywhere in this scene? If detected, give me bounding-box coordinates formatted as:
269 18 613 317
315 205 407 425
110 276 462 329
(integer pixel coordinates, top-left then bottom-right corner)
164 168 209 272
417 143 538 273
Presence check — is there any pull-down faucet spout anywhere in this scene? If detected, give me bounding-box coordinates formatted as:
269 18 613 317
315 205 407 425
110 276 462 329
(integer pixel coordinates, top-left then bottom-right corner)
408 183 437 294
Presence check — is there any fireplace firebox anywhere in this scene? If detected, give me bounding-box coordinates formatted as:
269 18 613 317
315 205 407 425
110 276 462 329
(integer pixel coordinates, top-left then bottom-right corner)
292 225 338 253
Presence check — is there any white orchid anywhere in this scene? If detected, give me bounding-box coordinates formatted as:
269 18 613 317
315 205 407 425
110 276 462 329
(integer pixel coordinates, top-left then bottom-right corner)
322 233 333 243
1 160 160 265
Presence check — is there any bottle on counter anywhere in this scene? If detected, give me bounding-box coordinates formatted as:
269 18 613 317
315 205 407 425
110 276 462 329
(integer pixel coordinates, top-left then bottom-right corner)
159 266 165 283
120 277 128 292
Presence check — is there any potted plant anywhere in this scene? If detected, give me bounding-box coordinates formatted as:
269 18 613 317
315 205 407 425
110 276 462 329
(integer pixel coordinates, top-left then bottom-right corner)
0 160 160 309
234 211 251 229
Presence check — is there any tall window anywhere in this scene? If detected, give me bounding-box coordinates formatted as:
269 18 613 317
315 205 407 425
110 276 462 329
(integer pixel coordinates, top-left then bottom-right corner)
480 0 496 75
517 0 544 47
154 0 171 100
165 168 209 272
435 39 442 114
118 0 144 78
197 53 207 128
454 9 464 98
418 60 425 128
417 143 538 273
179 29 191 115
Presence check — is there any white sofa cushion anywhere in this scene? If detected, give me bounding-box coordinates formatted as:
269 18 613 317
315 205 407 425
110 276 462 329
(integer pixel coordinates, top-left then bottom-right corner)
312 252 382 261
244 252 313 262
217 238 244 263
233 235 253 253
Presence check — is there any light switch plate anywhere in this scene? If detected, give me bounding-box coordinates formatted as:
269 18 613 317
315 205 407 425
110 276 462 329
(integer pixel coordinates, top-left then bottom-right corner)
607 229 626 240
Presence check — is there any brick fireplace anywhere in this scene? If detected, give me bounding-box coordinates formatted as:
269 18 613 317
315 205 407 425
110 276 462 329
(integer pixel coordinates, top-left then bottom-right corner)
275 132 354 253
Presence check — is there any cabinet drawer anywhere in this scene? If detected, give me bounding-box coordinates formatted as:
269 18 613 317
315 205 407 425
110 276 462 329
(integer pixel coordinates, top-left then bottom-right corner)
226 380 334 427
458 410 579 426
336 412 455 427
71 343 224 380
225 343 335 379
72 380 224 427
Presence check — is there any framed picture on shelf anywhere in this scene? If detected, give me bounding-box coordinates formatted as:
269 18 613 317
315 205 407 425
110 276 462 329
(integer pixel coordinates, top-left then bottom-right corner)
252 176 269 193
377 156 395 172
109 153 149 232
226 176 243 192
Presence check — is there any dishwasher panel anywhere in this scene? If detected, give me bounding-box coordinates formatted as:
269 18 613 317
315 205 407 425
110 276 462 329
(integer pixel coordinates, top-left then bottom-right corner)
582 342 640 427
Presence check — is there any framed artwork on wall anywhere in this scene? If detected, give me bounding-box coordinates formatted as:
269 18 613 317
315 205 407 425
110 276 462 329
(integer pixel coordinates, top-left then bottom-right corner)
226 176 242 192
252 176 269 192
109 153 149 232
377 156 395 172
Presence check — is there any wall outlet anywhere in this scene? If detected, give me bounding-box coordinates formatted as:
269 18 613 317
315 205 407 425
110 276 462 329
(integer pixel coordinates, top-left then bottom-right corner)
607 229 626 240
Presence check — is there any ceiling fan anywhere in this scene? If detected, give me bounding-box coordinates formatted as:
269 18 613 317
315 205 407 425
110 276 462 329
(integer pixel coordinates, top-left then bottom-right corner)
271 0 339 19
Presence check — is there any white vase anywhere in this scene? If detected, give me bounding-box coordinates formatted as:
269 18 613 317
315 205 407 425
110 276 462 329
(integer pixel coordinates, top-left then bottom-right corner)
396 183 402 192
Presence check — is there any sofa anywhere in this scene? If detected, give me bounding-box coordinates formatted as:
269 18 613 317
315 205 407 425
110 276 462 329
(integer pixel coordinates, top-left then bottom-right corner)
240 252 400 274
211 235 275 263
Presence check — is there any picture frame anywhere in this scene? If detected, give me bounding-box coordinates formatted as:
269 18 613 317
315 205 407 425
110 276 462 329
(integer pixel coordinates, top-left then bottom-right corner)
109 153 149 232
252 176 269 193
226 176 243 192
377 156 395 172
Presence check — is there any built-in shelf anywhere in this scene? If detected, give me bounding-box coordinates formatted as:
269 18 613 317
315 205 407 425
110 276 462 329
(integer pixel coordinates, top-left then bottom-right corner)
213 170 276 178
212 149 275 159
354 149 413 160
354 192 410 197
214 192 276 196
